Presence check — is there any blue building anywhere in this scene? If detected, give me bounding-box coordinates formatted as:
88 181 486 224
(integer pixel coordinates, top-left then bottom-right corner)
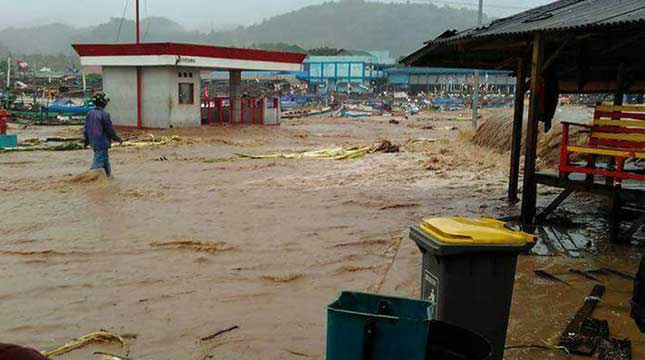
299 50 396 94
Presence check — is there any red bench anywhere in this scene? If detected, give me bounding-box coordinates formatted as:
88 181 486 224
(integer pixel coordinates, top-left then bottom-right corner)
559 105 645 186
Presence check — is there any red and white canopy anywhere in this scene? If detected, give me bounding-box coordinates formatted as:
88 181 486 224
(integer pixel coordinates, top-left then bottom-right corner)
72 42 306 72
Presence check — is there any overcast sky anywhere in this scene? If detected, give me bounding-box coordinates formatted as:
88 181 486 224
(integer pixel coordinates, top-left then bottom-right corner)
3 0 555 30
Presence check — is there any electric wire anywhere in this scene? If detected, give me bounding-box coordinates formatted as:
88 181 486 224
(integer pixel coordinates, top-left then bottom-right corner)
417 0 538 11
115 0 130 42
143 0 151 41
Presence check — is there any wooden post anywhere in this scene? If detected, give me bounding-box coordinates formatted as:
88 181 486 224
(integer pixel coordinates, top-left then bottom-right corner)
508 57 527 202
608 62 626 242
614 62 626 106
521 33 545 225
605 63 626 185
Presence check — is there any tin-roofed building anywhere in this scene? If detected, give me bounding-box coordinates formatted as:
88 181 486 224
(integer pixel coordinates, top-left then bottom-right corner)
402 0 645 238
386 67 513 94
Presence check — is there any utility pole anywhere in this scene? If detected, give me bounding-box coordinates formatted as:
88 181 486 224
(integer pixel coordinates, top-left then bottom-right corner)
136 0 141 44
135 0 143 128
471 0 483 128
6 56 10 89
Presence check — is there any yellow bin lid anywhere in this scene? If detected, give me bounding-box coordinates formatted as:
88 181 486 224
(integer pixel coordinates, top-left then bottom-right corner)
419 217 536 246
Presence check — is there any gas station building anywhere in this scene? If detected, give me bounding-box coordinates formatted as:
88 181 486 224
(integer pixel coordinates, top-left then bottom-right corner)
72 43 306 128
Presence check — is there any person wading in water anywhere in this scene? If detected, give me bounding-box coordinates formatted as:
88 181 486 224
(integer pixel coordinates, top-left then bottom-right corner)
83 92 122 177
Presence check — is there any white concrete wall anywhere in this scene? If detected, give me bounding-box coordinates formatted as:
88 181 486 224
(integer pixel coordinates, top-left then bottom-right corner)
141 67 172 128
103 66 137 126
102 65 200 128
169 67 201 128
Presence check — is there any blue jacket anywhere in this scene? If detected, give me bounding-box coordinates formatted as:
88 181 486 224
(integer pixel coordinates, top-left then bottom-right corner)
83 107 121 150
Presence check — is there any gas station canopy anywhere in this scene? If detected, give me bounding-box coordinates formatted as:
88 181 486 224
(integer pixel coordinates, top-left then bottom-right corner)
72 42 307 72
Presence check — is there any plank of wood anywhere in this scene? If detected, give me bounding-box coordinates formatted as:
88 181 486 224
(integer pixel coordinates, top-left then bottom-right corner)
558 285 607 355
567 145 644 158
596 105 645 113
594 119 645 128
591 132 645 142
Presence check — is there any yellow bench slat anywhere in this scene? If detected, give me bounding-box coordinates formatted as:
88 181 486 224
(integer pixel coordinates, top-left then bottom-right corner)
567 145 645 158
596 105 645 113
593 119 645 128
591 132 645 142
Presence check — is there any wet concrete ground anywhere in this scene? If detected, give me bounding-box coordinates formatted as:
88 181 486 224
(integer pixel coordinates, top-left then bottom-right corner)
0 110 642 359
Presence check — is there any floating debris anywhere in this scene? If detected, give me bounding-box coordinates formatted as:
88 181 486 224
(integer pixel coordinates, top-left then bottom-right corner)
379 203 419 211
237 146 371 160
0 135 182 153
261 273 304 283
599 268 636 281
598 338 632 360
558 285 606 356
42 331 126 357
0 142 84 153
534 270 571 286
93 352 131 360
569 269 603 282
200 325 239 342
372 140 399 153
237 140 400 161
150 240 235 255
285 349 315 358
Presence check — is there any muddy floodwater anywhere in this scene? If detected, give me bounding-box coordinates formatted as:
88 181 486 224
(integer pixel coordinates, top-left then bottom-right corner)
1 109 643 359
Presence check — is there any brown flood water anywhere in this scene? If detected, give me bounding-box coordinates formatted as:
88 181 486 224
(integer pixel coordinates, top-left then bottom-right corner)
0 109 642 359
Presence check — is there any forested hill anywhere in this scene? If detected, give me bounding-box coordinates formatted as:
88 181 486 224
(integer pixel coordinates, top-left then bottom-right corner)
207 0 486 57
0 0 486 60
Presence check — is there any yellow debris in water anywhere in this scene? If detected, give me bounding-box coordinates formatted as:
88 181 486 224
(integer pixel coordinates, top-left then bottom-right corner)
236 146 372 160
42 331 126 357
234 139 405 161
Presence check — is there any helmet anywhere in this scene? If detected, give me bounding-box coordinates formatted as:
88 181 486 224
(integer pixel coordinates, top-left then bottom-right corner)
92 92 110 108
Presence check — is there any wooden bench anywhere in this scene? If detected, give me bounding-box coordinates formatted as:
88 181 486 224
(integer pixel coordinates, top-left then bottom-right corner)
559 104 645 185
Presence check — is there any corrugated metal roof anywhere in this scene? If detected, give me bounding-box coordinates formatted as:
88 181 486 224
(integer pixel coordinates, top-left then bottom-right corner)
429 0 645 45
385 67 509 75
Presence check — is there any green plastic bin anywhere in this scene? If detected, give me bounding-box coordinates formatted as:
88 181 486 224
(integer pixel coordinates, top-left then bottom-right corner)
326 291 434 360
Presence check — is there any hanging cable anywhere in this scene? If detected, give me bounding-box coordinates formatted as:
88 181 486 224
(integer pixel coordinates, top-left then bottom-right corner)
417 0 532 11
143 0 151 41
115 0 130 42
